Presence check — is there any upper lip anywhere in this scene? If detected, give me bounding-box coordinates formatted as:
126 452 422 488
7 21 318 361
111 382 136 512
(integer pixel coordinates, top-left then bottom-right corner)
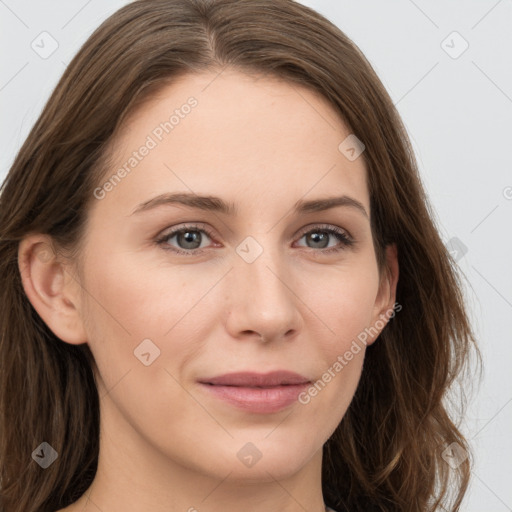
199 371 311 387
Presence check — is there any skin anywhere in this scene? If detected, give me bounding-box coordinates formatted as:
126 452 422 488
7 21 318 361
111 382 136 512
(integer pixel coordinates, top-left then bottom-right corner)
19 69 398 512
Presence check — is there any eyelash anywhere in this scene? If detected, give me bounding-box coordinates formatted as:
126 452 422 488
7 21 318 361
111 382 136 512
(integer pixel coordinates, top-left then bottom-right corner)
155 223 355 256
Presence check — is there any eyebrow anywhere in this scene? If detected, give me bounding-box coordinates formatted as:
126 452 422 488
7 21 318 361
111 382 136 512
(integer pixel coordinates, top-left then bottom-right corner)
130 192 369 219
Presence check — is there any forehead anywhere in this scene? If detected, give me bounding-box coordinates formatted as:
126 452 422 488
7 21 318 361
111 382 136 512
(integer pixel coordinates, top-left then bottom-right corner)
91 69 369 219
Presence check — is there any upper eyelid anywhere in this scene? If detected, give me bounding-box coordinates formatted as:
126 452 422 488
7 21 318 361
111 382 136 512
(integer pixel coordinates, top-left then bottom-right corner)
297 223 352 239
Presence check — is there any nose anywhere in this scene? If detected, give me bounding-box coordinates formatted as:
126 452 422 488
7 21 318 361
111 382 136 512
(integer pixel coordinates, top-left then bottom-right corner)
223 237 303 344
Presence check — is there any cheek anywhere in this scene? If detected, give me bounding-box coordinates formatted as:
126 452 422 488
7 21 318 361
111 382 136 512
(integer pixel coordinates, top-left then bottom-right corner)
78 253 220 451
78 251 221 385
293 281 376 440
296 259 379 406
306 259 380 348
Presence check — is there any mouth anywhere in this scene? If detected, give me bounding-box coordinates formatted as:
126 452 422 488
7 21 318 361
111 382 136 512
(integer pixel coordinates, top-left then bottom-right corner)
197 371 311 414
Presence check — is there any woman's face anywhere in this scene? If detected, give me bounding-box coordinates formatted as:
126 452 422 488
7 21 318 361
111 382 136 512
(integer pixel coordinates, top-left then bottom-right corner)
70 69 396 483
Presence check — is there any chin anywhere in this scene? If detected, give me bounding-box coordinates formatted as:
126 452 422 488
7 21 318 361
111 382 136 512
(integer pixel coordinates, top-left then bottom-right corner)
203 435 319 482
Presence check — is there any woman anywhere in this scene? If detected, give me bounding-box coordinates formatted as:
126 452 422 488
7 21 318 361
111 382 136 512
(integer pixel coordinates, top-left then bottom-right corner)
0 1 479 511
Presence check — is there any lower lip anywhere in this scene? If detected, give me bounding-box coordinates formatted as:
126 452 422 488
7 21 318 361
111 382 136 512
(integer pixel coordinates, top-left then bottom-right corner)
199 383 310 413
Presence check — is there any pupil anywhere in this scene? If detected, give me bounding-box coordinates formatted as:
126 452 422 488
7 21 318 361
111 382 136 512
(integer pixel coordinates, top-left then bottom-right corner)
309 232 328 248
180 230 201 249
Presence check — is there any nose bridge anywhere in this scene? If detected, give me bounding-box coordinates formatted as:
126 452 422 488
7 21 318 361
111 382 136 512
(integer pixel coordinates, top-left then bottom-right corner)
237 232 291 299
240 236 286 292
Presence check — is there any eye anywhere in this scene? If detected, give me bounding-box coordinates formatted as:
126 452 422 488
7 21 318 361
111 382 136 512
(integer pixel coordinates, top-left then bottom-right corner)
155 223 216 256
155 223 354 256
295 224 354 253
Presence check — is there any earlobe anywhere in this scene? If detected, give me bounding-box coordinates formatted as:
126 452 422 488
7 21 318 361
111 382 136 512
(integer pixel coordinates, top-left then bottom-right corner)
18 234 87 345
367 243 400 345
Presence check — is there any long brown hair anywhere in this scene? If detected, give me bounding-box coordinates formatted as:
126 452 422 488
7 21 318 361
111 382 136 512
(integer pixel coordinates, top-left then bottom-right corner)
0 1 479 510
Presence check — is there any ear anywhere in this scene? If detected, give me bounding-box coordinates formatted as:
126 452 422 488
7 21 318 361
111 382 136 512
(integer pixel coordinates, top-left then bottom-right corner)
367 243 399 346
18 234 87 345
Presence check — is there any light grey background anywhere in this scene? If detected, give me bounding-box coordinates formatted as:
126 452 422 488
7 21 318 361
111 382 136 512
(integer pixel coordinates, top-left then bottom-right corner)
1 1 511 510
